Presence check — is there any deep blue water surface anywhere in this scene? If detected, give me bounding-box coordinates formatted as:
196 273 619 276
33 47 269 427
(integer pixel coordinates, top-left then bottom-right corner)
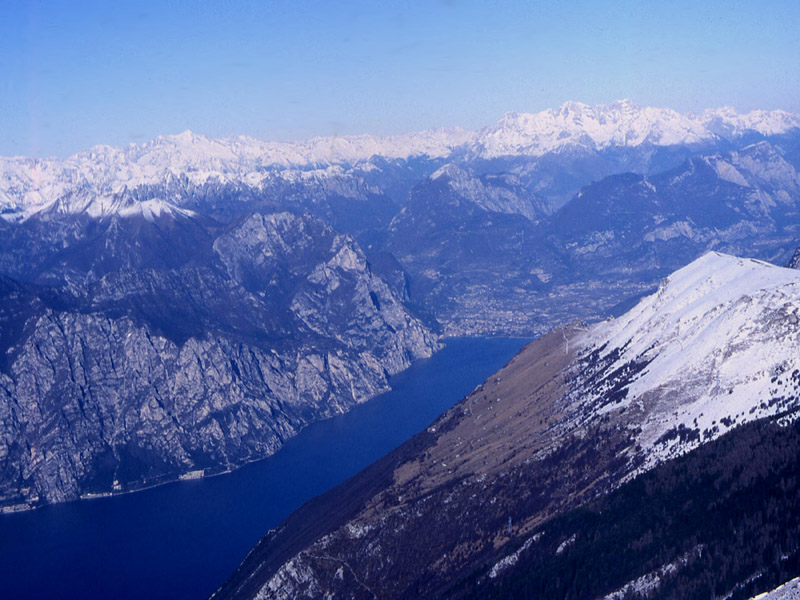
0 337 527 600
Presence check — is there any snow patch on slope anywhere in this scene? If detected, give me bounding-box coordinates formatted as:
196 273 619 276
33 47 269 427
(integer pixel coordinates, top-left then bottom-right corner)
575 252 800 470
603 548 704 600
117 198 197 222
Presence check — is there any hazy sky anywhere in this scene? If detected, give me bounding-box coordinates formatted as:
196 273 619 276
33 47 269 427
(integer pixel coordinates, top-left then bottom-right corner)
3 0 799 157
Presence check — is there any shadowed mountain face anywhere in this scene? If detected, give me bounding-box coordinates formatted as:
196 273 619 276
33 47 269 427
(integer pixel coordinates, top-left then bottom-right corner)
381 141 800 336
789 245 800 269
0 211 439 509
552 144 800 280
212 253 800 600
459 416 800 600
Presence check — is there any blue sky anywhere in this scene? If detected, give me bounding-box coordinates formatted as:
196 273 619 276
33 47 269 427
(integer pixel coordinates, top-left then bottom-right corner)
2 0 799 157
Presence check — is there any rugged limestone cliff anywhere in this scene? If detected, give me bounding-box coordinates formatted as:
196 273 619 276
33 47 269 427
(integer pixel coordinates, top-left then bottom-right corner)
0 212 439 510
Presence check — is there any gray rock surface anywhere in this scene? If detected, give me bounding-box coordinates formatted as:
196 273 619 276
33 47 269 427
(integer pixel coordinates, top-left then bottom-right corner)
789 246 800 269
0 212 439 509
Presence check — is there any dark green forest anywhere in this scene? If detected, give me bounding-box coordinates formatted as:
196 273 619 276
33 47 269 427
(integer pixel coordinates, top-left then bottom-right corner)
453 412 800 600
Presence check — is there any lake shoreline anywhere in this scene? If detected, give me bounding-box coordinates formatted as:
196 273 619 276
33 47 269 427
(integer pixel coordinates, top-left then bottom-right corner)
0 337 529 600
1 336 534 518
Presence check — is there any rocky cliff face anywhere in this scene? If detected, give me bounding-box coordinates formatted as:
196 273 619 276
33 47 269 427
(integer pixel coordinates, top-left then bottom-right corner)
0 212 439 510
789 246 800 269
212 252 800 600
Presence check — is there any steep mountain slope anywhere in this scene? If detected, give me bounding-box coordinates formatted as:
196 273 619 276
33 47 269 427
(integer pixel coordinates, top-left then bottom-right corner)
552 142 800 281
460 415 800 600
1 208 220 287
212 252 800 600
0 212 438 510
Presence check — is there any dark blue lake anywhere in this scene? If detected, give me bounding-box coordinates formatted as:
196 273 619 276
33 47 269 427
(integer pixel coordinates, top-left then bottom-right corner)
0 337 527 600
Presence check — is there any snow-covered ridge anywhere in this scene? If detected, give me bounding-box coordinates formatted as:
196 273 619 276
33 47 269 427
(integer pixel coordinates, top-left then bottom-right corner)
0 127 473 222
573 252 800 471
1 101 799 221
474 99 800 158
751 577 800 600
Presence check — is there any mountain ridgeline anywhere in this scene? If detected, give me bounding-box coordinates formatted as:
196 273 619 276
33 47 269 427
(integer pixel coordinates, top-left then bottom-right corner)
212 253 800 600
0 101 799 512
3 102 799 338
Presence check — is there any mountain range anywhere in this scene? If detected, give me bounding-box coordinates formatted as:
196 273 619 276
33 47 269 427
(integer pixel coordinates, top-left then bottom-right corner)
3 101 799 335
1 100 799 513
0 211 438 509
3 100 800 221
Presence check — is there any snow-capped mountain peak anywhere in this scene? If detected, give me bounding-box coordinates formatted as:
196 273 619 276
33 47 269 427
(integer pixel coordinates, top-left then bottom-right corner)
168 129 202 144
698 106 800 138
475 101 722 158
473 100 800 159
1 101 799 222
573 251 800 471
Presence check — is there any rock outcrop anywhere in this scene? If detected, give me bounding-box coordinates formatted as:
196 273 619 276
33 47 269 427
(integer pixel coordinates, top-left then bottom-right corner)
0 212 439 509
